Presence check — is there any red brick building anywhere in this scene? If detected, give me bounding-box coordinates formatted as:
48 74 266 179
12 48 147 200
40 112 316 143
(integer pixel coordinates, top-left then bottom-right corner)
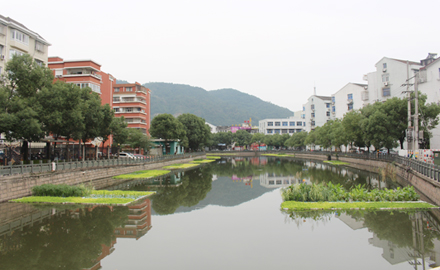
112 82 151 135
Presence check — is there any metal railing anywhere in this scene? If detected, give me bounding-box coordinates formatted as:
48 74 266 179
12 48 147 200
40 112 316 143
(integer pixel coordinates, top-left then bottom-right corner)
0 152 205 176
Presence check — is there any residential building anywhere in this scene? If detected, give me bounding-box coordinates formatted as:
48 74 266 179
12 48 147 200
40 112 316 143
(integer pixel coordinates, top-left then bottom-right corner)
363 57 422 104
331 83 367 119
303 95 332 132
0 14 51 74
418 54 440 148
206 122 217 133
259 111 306 135
112 82 150 135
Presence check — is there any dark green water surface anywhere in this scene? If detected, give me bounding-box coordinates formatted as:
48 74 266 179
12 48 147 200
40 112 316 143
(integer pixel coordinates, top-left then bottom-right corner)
1 156 440 269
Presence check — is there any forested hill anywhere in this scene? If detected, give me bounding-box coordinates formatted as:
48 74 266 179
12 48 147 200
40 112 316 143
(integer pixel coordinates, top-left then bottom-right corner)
143 82 293 126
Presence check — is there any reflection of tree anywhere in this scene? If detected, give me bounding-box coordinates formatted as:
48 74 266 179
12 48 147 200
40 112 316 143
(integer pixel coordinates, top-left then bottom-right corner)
152 167 213 215
0 206 129 270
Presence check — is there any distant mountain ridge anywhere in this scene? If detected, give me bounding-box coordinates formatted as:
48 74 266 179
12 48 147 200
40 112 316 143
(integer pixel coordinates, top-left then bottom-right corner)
140 82 293 126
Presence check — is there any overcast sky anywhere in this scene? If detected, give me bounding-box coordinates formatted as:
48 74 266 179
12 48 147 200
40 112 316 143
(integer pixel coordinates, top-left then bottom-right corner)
3 0 439 112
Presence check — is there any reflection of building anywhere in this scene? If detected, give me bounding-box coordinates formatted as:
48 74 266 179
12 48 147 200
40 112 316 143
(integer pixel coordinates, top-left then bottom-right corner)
231 175 255 187
114 198 152 239
335 213 365 230
259 173 310 188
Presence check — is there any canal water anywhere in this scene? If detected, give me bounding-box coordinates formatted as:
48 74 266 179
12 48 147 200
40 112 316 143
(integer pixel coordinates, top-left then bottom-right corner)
1 156 440 269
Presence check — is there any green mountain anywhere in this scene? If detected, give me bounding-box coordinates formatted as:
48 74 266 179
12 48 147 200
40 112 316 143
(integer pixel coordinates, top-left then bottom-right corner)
143 82 293 126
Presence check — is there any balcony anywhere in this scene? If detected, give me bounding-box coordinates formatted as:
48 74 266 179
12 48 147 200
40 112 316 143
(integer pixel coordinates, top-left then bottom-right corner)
113 97 147 104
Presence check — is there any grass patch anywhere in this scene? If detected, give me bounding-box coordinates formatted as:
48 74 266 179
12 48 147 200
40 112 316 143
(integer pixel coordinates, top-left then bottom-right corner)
206 156 221 159
113 170 170 179
324 160 349 165
261 153 295 157
207 153 236 156
190 159 216 164
281 201 437 210
163 163 199 169
10 190 155 206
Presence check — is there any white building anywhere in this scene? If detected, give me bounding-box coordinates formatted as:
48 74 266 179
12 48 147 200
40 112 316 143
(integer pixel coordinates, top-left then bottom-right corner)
205 122 217 134
0 14 50 74
303 95 332 132
364 57 422 104
418 54 440 148
331 83 368 119
259 111 306 135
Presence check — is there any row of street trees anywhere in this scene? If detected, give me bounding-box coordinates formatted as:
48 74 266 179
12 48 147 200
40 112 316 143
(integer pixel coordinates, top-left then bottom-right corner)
0 55 149 160
209 95 440 152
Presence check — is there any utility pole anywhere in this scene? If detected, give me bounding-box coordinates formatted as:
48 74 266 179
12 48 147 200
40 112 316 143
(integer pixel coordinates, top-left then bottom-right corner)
407 61 413 152
414 72 419 153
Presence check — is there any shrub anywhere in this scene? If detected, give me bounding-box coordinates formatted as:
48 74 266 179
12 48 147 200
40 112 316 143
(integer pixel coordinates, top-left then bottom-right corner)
32 184 90 197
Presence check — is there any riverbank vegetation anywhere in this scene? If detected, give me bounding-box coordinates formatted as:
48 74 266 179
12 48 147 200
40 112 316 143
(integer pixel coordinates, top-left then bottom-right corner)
282 201 436 210
281 183 420 202
261 153 295 157
323 160 349 165
113 170 170 179
11 186 154 205
163 163 199 169
191 159 216 164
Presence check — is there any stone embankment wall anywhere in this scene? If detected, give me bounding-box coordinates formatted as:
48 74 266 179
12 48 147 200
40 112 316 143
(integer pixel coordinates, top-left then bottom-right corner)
295 153 440 206
0 156 202 203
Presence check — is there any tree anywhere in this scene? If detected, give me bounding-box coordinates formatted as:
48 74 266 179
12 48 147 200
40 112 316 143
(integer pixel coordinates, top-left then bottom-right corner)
284 131 307 150
381 97 407 149
342 110 365 150
110 116 129 156
0 54 53 160
38 81 84 160
305 128 318 150
150 114 187 150
127 128 153 153
251 133 265 144
413 92 440 149
177 113 211 151
232 130 252 147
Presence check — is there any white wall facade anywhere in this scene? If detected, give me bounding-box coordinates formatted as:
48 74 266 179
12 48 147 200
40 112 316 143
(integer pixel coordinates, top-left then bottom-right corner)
259 112 306 135
418 58 440 148
0 15 50 74
365 57 421 104
331 83 367 119
303 95 332 132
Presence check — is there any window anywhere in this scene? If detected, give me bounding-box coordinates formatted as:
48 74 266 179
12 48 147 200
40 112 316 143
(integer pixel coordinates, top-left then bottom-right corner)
0 24 5 35
114 87 120 92
289 129 295 133
274 129 280 134
267 129 273 134
0 45 3 55
9 49 25 59
276 180 282 185
296 121 302 126
275 122 280 126
282 122 288 126
332 96 335 102
326 111 330 116
35 59 43 66
11 29 29 45
35 42 44 52
347 93 353 100
125 107 133 112
303 122 306 126
301 114 305 119
383 63 387 69
126 87 132 92
332 106 335 112
311 104 315 110
282 129 287 134
311 121 315 126
326 103 330 108
289 122 295 126
311 113 315 118
303 106 305 111
296 129 302 132
348 104 353 111
383 87 391 97
114 108 120 112
382 74 389 82
113 97 120 102
269 180 274 185
267 122 273 126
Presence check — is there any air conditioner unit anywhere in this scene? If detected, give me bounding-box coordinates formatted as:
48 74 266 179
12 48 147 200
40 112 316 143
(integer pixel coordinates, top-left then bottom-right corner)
0 55 4 61
55 75 62 78
383 68 387 72
384 82 388 86
364 86 368 90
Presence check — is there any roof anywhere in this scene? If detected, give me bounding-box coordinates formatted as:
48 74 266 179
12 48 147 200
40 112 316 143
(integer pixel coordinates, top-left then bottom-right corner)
315 95 332 101
375 56 421 67
420 57 440 70
0 14 50 45
352 83 368 87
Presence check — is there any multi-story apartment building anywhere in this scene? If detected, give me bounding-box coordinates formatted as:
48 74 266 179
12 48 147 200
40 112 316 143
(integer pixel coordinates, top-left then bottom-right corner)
331 83 367 119
303 95 332 132
363 57 422 104
418 54 440 148
258 111 306 135
112 82 151 135
0 14 50 74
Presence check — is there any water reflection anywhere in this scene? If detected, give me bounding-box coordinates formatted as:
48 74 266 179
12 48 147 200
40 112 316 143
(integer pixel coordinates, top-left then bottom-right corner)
0 198 152 270
284 209 440 269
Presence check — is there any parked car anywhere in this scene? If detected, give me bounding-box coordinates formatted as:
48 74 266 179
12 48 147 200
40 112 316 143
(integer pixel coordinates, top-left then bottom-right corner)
118 152 136 159
133 154 147 160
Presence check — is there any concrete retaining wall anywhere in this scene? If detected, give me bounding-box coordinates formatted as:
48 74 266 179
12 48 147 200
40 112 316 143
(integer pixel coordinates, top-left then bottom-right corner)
0 156 202 203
